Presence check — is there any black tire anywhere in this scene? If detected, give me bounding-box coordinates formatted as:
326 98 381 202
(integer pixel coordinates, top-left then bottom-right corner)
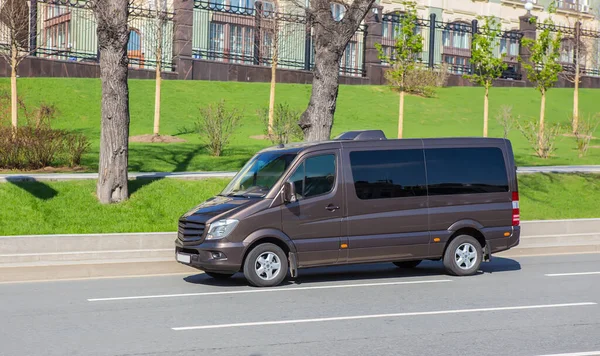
393 260 422 268
243 243 288 287
204 271 235 279
443 235 483 276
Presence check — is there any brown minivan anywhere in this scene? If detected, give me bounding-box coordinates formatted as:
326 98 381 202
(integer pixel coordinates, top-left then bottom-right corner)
175 130 520 287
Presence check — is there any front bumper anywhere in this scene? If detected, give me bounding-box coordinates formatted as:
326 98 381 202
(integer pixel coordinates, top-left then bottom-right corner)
174 239 245 274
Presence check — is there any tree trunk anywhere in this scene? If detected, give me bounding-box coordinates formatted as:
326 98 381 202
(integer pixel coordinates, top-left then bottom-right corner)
299 48 340 142
572 17 581 134
398 90 405 139
10 45 18 130
268 56 277 137
153 0 162 137
483 85 489 138
153 50 162 136
538 90 546 157
95 0 131 204
572 70 579 134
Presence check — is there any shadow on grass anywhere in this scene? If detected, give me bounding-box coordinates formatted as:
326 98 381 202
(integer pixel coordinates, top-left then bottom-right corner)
6 178 58 200
128 144 254 173
519 172 553 204
128 177 164 196
183 257 521 288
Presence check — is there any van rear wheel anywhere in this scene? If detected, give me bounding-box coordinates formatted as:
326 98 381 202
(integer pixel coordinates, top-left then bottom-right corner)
393 260 422 268
443 235 483 276
243 243 288 287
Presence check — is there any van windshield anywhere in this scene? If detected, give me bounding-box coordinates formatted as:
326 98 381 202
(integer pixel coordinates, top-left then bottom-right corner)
221 152 298 198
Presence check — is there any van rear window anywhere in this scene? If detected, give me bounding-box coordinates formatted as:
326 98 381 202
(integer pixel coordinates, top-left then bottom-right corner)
349 149 427 200
425 147 509 195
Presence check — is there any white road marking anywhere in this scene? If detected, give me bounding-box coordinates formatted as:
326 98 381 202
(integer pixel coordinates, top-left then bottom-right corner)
171 302 597 331
535 352 600 356
87 279 452 302
545 272 600 277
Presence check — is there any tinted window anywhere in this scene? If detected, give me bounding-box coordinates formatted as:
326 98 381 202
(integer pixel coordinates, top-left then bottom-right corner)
425 147 509 195
350 149 427 200
288 154 336 200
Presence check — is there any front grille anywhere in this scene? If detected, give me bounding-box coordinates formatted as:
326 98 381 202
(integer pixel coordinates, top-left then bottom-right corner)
178 220 206 245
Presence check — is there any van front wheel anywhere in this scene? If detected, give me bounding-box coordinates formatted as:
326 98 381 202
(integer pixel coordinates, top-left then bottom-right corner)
243 243 288 287
443 235 483 276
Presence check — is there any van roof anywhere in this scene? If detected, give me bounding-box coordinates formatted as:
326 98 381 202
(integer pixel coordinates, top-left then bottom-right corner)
258 131 510 155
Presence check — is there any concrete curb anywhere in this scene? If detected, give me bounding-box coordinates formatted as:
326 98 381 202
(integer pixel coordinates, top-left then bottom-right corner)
1 165 600 183
0 171 237 183
1 219 600 283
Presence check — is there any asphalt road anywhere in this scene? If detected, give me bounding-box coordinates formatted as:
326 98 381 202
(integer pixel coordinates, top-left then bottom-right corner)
1 254 600 356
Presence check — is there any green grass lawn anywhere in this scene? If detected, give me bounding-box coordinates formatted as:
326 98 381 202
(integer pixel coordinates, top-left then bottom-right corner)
2 78 600 173
0 173 598 236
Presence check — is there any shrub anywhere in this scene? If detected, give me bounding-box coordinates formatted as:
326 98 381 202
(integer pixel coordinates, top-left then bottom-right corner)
516 119 564 159
496 105 514 139
195 100 241 157
574 114 600 158
403 63 449 98
0 93 90 170
258 103 303 145
64 133 91 167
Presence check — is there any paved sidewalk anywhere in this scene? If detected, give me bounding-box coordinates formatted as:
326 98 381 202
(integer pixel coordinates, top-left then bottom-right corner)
0 171 237 183
1 165 600 183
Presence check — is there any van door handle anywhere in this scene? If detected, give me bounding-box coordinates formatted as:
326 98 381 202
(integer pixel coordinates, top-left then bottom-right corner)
325 204 339 212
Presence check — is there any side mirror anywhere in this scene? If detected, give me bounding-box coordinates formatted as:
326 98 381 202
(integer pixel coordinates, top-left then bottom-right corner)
282 181 296 204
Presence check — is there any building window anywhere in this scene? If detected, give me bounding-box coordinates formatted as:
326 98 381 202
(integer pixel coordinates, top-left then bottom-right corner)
128 29 144 66
209 0 225 10
230 25 254 64
341 41 359 75
442 23 471 50
209 23 225 61
443 55 470 74
263 1 275 16
331 3 345 21
500 36 519 57
42 5 71 59
230 0 254 14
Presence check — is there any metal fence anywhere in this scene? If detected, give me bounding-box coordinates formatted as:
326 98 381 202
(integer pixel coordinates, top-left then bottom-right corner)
380 13 523 80
33 0 175 70
192 0 365 77
536 21 600 78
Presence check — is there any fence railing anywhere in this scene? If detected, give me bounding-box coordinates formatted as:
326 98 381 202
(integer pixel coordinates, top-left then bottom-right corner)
380 13 524 79
5 0 600 81
192 0 365 77
535 20 600 79
33 0 175 71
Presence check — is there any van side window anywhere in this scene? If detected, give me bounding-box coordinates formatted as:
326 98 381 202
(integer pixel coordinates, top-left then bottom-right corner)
288 154 336 200
349 149 427 200
425 147 509 195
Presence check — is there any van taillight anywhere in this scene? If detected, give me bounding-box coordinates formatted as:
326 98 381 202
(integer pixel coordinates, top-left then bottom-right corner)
512 191 520 226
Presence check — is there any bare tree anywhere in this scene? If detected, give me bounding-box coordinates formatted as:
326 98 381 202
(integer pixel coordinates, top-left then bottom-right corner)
262 0 299 137
0 0 33 129
149 0 168 137
91 0 131 204
297 0 376 141
561 0 585 134
264 0 280 137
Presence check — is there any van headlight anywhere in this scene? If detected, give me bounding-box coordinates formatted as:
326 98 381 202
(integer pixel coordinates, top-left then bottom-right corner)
206 219 239 240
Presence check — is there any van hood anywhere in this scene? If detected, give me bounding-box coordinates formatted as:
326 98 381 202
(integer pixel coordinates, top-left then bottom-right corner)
181 195 258 221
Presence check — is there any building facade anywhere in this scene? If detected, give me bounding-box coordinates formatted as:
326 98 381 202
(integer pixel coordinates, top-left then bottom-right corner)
2 0 600 85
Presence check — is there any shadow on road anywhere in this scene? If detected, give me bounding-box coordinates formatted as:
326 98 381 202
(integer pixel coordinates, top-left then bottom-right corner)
183 257 522 287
